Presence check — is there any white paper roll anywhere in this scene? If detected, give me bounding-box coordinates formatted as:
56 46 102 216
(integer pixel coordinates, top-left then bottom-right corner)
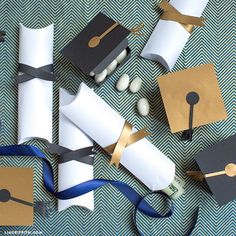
18 24 54 144
58 88 94 212
141 0 209 70
60 83 175 191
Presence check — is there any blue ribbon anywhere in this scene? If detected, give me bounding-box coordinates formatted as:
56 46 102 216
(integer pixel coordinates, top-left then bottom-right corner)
0 145 196 235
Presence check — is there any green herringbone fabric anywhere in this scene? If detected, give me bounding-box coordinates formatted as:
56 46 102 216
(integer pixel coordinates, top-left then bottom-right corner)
0 0 235 235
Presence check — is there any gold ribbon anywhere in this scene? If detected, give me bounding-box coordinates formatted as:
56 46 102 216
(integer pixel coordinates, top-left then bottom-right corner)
104 121 149 168
159 0 205 33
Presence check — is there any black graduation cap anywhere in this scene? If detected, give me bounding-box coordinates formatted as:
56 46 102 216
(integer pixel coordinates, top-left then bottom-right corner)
192 134 236 206
61 13 134 81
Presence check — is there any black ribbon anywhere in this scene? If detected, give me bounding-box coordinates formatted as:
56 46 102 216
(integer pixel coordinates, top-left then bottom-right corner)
16 64 57 84
46 143 94 165
182 92 200 141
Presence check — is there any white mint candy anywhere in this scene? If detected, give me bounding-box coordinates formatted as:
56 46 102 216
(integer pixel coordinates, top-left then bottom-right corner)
107 59 118 75
116 49 127 64
129 77 142 93
116 74 130 92
137 98 150 116
95 69 107 83
89 71 95 77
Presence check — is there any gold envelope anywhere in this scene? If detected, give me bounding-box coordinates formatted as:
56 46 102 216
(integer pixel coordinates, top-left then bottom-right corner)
158 64 227 133
0 168 34 226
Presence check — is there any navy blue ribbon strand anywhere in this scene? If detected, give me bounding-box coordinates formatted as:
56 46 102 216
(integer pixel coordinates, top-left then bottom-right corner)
0 145 196 235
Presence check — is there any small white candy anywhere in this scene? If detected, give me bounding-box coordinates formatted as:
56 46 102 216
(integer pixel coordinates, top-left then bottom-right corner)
129 77 142 93
137 98 150 116
95 69 107 83
116 49 127 64
116 74 130 92
107 59 118 75
89 71 95 77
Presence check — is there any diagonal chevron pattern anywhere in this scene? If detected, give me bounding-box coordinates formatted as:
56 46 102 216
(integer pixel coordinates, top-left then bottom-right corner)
0 0 235 235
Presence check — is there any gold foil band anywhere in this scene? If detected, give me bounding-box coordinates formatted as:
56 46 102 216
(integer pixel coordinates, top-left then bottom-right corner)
104 121 149 168
160 0 205 33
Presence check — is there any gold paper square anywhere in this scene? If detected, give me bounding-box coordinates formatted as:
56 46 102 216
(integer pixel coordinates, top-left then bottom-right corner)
0 168 34 226
158 64 227 133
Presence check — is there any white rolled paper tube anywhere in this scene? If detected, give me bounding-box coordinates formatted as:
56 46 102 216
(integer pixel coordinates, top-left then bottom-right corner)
58 88 94 212
141 0 209 70
18 24 54 144
60 83 175 191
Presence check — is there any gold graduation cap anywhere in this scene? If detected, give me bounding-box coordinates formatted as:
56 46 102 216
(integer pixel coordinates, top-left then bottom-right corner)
0 168 34 226
187 134 236 206
158 64 227 141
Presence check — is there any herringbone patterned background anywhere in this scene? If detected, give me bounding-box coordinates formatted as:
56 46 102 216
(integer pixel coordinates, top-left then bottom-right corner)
0 0 235 235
